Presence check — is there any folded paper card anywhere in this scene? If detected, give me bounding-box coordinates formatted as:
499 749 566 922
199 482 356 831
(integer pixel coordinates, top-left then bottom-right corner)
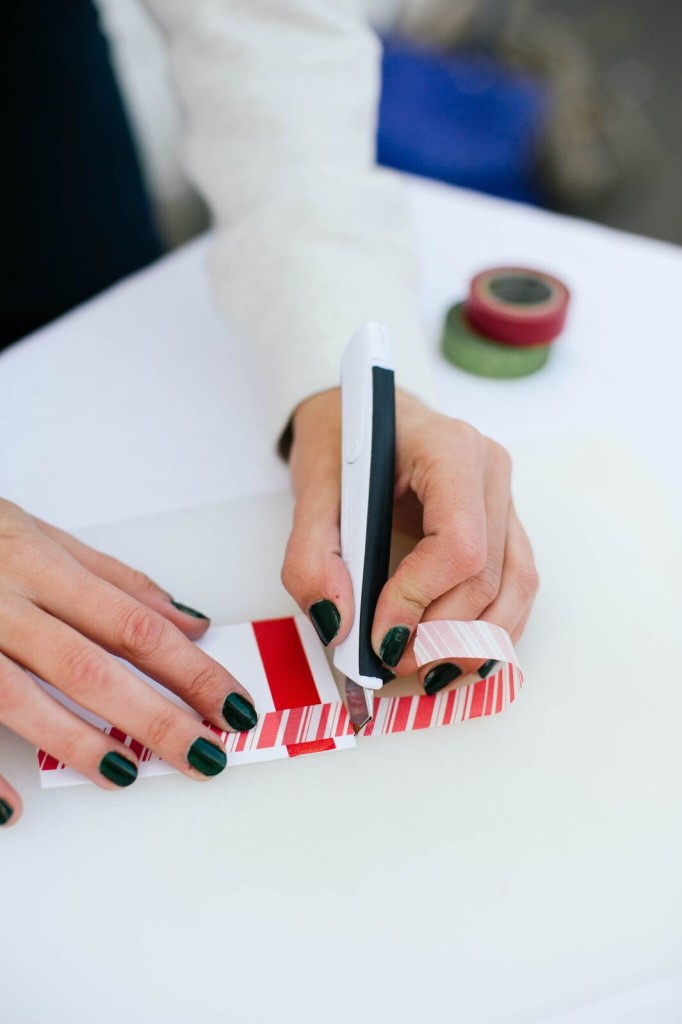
37 615 523 788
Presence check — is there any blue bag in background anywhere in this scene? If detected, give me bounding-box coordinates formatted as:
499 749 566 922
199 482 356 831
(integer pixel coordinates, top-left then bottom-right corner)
377 36 548 205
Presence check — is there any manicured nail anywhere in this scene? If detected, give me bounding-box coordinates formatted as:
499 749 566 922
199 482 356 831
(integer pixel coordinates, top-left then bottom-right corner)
99 751 138 788
187 737 227 776
171 599 209 621
424 662 462 696
478 659 499 680
308 600 341 646
222 692 258 731
379 625 411 667
0 798 14 825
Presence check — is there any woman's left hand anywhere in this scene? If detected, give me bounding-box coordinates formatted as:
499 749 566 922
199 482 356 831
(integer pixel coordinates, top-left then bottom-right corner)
281 387 539 694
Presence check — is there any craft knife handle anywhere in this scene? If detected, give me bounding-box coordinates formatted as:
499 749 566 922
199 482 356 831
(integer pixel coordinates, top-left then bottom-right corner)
333 323 396 713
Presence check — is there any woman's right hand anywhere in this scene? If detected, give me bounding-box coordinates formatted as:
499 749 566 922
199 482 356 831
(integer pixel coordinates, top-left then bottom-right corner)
0 499 258 829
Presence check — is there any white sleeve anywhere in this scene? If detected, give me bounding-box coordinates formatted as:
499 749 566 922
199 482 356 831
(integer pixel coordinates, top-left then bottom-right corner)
143 0 435 448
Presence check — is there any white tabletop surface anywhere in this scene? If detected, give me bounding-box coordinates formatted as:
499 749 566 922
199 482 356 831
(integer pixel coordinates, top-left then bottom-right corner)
1 177 681 1024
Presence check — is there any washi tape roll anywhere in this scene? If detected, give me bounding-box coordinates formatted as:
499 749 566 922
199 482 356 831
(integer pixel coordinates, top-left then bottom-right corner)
467 267 570 347
443 303 551 379
442 267 570 379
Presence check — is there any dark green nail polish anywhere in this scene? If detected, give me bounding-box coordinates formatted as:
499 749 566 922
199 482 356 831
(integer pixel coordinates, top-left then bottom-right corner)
0 798 14 825
222 692 258 731
379 625 411 667
171 599 209 620
424 662 462 696
99 751 138 788
308 600 341 646
187 737 227 776
478 659 499 680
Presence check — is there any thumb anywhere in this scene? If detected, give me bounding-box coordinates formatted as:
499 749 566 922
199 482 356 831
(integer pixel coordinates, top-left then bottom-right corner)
281 390 354 648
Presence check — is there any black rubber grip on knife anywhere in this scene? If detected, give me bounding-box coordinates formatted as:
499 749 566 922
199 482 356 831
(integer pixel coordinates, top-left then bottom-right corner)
358 365 396 682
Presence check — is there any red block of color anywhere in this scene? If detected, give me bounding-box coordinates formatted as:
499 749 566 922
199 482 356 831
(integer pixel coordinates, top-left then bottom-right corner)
252 618 320 711
287 738 337 758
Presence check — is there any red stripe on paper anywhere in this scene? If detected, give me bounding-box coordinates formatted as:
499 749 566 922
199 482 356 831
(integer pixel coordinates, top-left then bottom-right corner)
336 707 352 736
252 618 320 710
256 711 282 749
282 706 305 745
442 689 457 725
234 728 250 753
389 696 412 734
412 696 436 731
109 727 127 745
286 738 336 758
317 702 331 738
484 678 495 717
468 679 487 719
129 738 144 759
40 752 60 771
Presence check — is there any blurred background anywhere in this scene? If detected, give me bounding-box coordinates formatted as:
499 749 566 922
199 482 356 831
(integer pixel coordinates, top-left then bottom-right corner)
96 0 680 248
2 0 681 346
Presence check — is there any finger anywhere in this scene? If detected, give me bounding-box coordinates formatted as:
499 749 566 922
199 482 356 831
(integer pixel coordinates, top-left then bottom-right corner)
371 424 489 668
0 776 21 828
389 447 511 678
416 507 539 695
32 518 210 640
478 506 539 642
0 605 229 780
30 560 258 735
0 758 22 829
510 606 532 646
0 652 139 794
282 391 354 648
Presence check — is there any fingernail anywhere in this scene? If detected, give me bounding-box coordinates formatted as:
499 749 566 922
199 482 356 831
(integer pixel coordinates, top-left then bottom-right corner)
424 662 462 696
478 659 499 680
187 737 227 776
99 751 138 788
308 600 341 646
0 798 14 825
171 599 209 621
222 692 258 731
379 625 411 667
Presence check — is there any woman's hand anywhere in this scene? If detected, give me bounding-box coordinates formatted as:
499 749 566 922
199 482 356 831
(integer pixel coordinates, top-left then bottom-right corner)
282 388 539 692
0 500 258 828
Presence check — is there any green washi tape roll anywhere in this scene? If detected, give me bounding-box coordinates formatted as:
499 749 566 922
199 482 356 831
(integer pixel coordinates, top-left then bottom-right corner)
442 303 551 379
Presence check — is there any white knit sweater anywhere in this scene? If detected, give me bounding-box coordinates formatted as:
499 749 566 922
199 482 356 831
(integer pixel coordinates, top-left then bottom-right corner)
142 0 436 446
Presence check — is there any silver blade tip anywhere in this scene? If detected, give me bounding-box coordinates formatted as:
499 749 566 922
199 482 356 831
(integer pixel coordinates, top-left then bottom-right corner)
344 677 373 733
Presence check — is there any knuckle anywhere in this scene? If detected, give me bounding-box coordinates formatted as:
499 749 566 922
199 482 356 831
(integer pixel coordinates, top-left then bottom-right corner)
144 705 179 750
449 535 487 580
468 566 501 607
488 438 512 474
0 662 22 717
445 417 480 446
515 563 540 601
394 577 431 617
0 499 30 538
184 662 220 707
59 728 84 767
128 569 161 597
61 645 109 697
117 605 166 660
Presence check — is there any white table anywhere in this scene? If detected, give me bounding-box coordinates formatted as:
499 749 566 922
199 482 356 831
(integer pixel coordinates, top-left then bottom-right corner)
1 178 681 1024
